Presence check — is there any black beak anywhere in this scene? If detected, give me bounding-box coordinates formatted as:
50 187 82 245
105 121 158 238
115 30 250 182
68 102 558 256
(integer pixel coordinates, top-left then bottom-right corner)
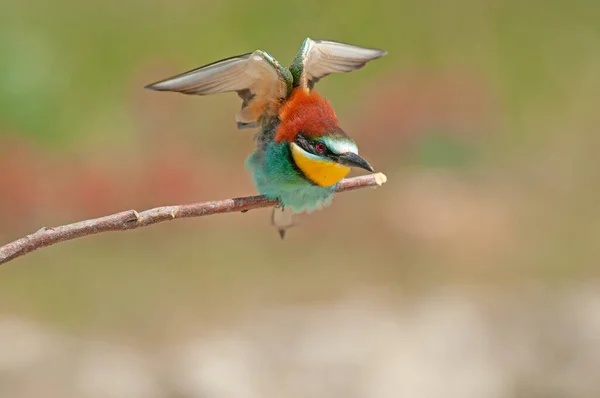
336 152 375 172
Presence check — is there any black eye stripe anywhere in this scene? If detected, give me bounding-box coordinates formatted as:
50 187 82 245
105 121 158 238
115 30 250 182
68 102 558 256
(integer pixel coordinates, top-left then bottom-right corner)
294 133 338 159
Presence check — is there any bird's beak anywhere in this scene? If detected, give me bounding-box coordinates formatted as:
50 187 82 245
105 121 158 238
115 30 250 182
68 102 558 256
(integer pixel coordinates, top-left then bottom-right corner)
336 152 375 172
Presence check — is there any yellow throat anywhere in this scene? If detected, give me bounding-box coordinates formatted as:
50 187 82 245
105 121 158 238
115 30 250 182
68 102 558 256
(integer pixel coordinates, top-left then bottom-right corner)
290 142 350 187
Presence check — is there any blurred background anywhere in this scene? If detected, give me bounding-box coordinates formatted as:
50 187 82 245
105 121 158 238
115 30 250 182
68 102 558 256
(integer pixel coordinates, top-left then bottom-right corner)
1 0 599 396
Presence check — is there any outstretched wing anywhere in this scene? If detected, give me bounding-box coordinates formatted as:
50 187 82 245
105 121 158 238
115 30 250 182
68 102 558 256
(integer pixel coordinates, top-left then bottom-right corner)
145 51 293 129
290 38 387 90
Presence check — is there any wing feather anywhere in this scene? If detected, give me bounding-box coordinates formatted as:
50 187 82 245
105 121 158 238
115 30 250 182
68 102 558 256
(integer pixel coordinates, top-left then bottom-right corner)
145 51 292 129
290 38 387 90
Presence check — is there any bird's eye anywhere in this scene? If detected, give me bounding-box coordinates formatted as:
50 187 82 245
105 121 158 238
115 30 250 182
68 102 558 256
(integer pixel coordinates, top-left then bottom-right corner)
315 142 326 153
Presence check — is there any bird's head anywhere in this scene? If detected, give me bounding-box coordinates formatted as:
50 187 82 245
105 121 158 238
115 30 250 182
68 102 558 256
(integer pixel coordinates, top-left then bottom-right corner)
275 89 374 187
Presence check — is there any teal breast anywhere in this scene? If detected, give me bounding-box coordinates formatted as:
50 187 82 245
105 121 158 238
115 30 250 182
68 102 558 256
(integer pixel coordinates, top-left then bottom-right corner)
246 141 336 213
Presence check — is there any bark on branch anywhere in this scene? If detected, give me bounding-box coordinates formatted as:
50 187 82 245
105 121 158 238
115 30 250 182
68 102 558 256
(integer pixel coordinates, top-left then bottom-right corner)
0 173 387 266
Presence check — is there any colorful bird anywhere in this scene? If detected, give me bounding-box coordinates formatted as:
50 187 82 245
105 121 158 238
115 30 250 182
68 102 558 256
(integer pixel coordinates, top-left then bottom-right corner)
145 38 386 237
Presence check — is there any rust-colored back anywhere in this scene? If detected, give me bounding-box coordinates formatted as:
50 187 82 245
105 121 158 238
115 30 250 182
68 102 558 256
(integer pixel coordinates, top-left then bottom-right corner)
275 89 340 143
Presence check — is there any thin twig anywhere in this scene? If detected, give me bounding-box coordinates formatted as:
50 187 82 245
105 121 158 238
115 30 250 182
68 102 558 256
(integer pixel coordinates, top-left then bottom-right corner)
0 173 387 265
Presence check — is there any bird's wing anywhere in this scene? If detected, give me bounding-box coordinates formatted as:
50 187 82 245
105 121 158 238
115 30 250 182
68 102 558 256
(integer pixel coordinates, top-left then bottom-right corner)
290 38 387 90
145 51 293 129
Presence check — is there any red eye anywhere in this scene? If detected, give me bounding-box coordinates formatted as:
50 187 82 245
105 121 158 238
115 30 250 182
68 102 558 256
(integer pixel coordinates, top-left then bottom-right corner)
315 142 326 153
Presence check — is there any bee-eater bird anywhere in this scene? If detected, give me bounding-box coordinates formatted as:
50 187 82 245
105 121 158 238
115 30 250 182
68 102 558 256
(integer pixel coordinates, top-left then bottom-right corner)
145 38 386 237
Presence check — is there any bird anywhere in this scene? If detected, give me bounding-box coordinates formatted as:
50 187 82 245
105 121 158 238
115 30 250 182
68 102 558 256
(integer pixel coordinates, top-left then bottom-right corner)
145 37 387 237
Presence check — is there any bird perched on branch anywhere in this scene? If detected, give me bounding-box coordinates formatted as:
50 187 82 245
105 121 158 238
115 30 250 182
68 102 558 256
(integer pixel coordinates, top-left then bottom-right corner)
145 38 386 237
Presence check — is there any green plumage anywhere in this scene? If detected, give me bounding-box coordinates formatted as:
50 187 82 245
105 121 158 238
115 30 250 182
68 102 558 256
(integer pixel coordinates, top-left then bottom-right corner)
246 124 336 213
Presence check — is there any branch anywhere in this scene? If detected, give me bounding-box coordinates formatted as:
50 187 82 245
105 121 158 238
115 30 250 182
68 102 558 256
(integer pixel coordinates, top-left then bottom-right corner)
0 173 387 265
